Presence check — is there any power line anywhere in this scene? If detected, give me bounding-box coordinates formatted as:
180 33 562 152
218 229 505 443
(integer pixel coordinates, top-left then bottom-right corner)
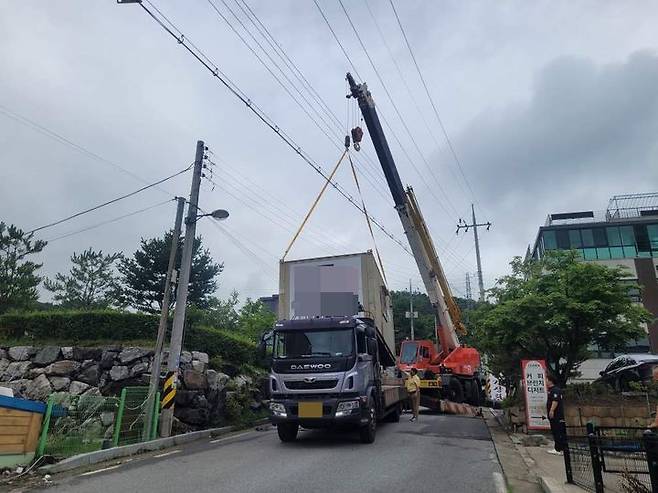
362 0 471 209
337 0 461 220
208 158 348 253
0 104 172 195
388 0 485 215
207 0 392 205
46 199 174 242
132 1 413 257
28 164 191 234
313 0 473 264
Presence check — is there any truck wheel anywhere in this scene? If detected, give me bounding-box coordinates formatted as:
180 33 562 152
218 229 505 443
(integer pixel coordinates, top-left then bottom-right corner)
359 403 377 444
277 423 298 442
449 379 465 404
468 380 482 406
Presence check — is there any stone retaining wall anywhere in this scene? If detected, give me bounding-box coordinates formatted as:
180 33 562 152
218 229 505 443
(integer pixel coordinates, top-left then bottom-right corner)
0 345 263 431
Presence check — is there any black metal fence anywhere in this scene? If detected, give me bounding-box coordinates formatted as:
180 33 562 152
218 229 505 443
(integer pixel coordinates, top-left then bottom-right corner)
563 423 657 492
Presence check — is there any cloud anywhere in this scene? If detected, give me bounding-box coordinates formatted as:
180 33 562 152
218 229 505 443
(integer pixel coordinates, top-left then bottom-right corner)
442 51 658 277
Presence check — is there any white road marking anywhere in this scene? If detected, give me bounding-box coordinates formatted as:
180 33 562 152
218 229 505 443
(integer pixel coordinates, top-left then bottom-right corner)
153 449 181 458
79 465 121 477
209 431 253 444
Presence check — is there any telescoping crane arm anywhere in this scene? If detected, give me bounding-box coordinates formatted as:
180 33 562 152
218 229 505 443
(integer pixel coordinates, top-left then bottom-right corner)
346 73 464 354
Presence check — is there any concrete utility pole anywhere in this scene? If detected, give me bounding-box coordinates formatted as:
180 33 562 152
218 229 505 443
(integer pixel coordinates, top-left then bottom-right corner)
465 272 472 302
160 140 205 437
409 280 414 341
405 280 418 340
456 204 491 302
144 196 185 441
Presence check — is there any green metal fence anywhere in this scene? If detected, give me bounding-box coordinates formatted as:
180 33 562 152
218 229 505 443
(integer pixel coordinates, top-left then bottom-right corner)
37 393 120 458
37 386 160 459
112 387 160 447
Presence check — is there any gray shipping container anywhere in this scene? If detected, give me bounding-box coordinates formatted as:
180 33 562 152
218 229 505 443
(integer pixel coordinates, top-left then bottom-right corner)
278 251 395 354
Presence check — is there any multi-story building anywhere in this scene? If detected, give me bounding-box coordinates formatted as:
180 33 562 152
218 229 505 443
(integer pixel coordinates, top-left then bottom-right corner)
529 192 658 361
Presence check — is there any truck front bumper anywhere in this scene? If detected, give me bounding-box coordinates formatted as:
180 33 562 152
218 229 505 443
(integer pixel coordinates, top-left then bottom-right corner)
268 396 367 427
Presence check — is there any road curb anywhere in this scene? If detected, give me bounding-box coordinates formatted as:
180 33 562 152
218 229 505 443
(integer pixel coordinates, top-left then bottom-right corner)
40 418 270 475
538 476 571 493
492 472 507 493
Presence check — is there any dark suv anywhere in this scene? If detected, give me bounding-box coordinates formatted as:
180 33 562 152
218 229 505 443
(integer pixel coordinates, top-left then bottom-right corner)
597 354 658 391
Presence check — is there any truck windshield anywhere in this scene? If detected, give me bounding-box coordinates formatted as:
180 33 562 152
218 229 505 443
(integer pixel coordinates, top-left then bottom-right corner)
400 342 418 364
273 329 354 358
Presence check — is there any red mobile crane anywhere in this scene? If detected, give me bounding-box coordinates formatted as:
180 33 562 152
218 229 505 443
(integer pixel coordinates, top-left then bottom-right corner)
347 74 484 407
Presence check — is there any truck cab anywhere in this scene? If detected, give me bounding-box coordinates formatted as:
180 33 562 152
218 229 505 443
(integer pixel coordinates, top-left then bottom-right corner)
267 316 403 444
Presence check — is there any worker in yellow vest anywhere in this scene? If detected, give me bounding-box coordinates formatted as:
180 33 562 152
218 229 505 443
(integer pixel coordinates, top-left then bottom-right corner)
405 368 421 422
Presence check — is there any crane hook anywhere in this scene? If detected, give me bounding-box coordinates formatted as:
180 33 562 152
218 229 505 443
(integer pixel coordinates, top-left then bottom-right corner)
351 126 363 152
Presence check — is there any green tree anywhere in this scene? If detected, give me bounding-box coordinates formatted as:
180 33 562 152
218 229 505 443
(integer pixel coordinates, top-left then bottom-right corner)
237 298 276 342
473 251 653 387
119 231 222 313
0 222 46 313
187 291 240 331
44 248 122 309
391 290 480 346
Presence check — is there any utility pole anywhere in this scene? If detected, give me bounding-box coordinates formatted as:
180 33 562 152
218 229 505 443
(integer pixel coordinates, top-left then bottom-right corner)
409 280 414 341
160 140 205 437
456 204 491 302
405 280 418 340
465 272 472 302
144 196 185 440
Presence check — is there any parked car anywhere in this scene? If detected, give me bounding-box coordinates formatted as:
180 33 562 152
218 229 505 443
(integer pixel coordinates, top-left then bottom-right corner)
597 354 658 391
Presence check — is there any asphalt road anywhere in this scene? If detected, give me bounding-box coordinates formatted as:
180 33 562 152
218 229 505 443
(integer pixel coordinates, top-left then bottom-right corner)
38 412 504 493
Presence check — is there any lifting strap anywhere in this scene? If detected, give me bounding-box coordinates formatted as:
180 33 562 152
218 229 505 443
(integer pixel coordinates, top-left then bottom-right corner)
347 152 388 287
281 148 349 261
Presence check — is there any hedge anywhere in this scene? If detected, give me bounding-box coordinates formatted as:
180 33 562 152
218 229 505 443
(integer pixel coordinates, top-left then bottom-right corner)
185 325 255 365
0 310 256 366
0 310 159 341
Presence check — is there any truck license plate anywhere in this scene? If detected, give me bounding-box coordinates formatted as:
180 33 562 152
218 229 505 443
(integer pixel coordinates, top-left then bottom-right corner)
298 402 323 418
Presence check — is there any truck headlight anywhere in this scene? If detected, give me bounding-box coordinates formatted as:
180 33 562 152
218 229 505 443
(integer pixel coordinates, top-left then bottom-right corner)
336 400 360 417
269 402 287 417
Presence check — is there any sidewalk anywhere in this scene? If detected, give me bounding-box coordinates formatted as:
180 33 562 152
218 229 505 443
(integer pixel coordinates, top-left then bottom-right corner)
485 410 584 493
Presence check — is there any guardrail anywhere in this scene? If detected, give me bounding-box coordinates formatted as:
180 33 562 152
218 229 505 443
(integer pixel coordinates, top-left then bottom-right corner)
563 423 656 492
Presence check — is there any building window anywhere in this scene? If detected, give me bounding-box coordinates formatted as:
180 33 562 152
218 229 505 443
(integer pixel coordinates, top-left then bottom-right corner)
556 229 570 249
635 224 651 256
543 230 557 250
596 247 611 260
620 226 635 246
648 224 658 250
569 230 582 248
581 229 595 247
593 228 608 247
609 247 624 259
623 246 637 257
583 248 597 260
606 227 621 246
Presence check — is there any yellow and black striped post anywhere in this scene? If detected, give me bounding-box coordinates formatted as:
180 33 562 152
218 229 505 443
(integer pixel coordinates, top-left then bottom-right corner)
161 371 177 410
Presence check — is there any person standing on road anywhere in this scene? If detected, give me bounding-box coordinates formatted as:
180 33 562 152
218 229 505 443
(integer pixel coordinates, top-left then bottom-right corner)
405 368 421 422
546 374 566 455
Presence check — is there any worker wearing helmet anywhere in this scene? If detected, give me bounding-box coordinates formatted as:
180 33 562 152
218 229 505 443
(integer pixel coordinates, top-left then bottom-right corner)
405 368 421 422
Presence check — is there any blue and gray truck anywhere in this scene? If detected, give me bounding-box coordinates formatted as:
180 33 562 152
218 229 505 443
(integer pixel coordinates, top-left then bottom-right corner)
263 252 406 444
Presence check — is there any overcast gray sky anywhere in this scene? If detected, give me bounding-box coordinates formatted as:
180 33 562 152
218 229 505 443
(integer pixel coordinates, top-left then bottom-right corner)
2 0 657 304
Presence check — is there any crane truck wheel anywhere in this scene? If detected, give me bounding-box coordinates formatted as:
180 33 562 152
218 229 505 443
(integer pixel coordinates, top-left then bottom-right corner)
277 423 299 442
359 402 377 444
448 379 465 404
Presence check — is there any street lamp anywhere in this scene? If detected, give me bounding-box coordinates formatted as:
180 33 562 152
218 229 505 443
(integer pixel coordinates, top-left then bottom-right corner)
194 209 229 222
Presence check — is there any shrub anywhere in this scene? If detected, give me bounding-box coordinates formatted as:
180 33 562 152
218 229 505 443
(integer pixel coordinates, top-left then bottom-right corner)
0 310 158 342
184 325 255 366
